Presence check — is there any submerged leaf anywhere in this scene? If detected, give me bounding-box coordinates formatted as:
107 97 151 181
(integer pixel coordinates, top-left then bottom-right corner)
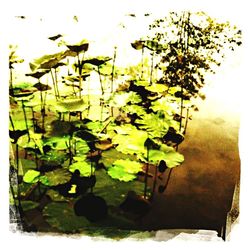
21 200 40 211
44 136 70 150
43 202 90 233
55 98 87 113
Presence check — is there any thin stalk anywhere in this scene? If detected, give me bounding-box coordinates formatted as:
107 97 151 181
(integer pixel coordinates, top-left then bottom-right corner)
97 66 104 96
77 53 82 98
9 114 15 131
21 100 30 140
54 68 60 99
30 107 35 132
111 46 117 93
162 168 173 193
141 46 144 79
179 85 184 132
50 69 58 99
151 164 158 200
183 107 189 135
143 145 149 199
150 51 155 84
9 68 14 95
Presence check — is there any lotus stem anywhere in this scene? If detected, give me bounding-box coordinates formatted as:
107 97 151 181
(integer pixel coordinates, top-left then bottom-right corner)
9 114 15 131
143 145 149 199
54 68 60 99
30 107 35 132
21 100 30 141
151 164 158 200
179 85 184 132
141 46 144 79
183 107 189 135
77 53 82 98
97 66 104 96
50 69 58 99
150 51 154 84
111 46 117 93
9 68 14 95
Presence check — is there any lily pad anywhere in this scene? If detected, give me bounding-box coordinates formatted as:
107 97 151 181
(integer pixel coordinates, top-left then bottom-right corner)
44 168 72 186
139 145 184 168
107 159 143 182
145 84 168 93
108 167 136 182
23 170 40 183
136 113 171 138
113 129 148 156
69 161 93 177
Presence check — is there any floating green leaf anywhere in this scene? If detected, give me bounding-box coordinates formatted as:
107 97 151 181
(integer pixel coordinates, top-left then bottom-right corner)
23 170 40 183
139 144 184 168
69 161 93 177
136 113 170 138
151 97 179 114
44 168 72 186
107 159 142 182
112 159 143 174
121 105 146 116
113 129 148 155
145 84 168 93
107 167 136 182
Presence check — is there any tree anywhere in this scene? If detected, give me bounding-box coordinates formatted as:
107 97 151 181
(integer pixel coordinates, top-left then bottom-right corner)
136 11 242 133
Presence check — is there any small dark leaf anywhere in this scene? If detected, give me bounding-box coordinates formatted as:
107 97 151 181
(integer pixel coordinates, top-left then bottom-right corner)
66 40 89 53
158 160 167 173
33 82 51 91
48 34 63 41
26 69 50 79
84 57 111 67
158 185 166 193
